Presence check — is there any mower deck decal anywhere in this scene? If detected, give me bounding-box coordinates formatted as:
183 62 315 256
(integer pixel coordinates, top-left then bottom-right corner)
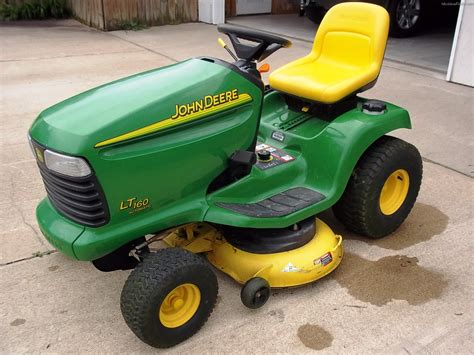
95 92 252 148
314 252 333 266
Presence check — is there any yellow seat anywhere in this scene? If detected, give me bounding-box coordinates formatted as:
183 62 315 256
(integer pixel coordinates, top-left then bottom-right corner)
269 3 389 104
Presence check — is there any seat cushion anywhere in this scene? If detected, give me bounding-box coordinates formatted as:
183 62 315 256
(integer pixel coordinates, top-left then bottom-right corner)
269 54 379 104
268 2 389 104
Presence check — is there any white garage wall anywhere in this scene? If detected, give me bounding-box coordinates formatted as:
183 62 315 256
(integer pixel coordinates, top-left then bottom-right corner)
447 2 474 87
199 0 225 24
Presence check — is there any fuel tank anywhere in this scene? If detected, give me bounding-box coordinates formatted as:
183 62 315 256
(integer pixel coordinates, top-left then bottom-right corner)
29 58 263 259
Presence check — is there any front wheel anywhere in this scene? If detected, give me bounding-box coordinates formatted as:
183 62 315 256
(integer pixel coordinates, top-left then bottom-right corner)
120 248 218 348
333 136 422 238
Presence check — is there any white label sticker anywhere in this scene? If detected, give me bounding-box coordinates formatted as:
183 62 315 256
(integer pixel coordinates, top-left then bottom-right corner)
282 262 301 273
271 131 285 142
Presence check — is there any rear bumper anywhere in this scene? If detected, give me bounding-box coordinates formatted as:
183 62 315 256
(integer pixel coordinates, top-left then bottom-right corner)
36 198 85 260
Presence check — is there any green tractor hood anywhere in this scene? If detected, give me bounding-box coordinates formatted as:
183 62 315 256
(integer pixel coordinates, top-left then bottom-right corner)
30 58 258 154
29 57 264 260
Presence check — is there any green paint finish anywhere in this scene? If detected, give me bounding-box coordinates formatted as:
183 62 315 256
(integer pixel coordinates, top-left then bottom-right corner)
36 198 84 259
31 58 262 261
30 58 411 261
205 91 411 228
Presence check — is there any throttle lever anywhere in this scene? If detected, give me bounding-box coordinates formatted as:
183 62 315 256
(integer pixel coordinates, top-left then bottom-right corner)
218 38 238 61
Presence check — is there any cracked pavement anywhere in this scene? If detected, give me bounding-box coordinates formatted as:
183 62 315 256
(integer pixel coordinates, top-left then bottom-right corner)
0 19 473 353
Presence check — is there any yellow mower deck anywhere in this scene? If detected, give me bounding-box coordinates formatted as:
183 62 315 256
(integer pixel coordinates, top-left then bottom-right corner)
163 218 343 288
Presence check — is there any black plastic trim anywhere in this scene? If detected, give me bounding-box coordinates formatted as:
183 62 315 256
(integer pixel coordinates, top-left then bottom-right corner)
198 57 264 91
218 216 316 254
217 187 326 218
283 94 359 121
31 139 110 227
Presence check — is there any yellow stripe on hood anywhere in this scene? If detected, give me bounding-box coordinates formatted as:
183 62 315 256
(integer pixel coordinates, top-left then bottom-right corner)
95 93 252 148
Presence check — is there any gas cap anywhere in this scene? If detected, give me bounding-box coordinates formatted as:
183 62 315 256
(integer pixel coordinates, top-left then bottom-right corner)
362 100 386 115
257 150 272 162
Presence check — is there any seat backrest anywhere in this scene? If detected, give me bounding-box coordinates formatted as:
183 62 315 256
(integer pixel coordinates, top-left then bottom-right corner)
311 3 389 72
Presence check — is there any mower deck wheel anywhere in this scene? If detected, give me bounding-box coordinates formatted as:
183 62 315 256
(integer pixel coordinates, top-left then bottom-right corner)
241 277 271 309
120 248 218 348
333 135 422 238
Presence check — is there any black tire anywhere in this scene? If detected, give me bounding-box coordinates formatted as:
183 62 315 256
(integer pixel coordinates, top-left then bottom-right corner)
120 248 218 348
389 0 423 38
333 136 422 238
241 277 270 309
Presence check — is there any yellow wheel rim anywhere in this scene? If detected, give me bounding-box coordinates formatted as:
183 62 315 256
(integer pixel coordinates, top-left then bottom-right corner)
379 169 410 215
159 283 201 328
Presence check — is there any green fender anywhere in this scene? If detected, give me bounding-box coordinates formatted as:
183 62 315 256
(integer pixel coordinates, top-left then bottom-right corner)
205 92 412 228
305 98 412 203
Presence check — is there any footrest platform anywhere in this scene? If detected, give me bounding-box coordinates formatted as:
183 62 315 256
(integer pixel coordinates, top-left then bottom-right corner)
217 187 326 218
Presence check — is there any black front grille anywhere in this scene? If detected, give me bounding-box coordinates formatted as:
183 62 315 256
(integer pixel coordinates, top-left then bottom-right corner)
31 139 109 227
38 165 109 227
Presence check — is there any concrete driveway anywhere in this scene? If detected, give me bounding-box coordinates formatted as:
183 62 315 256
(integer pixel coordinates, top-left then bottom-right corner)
0 19 473 353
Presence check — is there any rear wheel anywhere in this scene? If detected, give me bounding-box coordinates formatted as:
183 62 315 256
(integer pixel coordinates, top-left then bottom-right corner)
120 248 218 348
389 0 423 37
333 136 422 238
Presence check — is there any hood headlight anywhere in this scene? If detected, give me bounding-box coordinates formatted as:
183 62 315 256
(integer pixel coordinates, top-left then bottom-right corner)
44 150 92 177
27 135 35 158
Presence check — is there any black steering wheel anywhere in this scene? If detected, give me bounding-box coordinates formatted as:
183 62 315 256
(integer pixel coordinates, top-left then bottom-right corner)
217 24 292 62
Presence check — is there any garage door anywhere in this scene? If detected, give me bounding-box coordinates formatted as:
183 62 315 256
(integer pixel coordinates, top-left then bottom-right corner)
236 0 272 15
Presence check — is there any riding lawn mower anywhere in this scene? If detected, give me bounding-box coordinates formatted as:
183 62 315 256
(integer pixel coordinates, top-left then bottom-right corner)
28 2 422 348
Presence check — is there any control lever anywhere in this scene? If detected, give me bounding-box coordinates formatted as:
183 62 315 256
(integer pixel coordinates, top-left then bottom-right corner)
218 37 238 61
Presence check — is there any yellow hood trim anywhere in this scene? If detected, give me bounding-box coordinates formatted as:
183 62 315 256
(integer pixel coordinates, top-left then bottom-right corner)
95 93 252 148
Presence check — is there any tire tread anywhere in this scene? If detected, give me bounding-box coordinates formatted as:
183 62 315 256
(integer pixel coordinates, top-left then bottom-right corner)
120 248 218 348
333 136 422 238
